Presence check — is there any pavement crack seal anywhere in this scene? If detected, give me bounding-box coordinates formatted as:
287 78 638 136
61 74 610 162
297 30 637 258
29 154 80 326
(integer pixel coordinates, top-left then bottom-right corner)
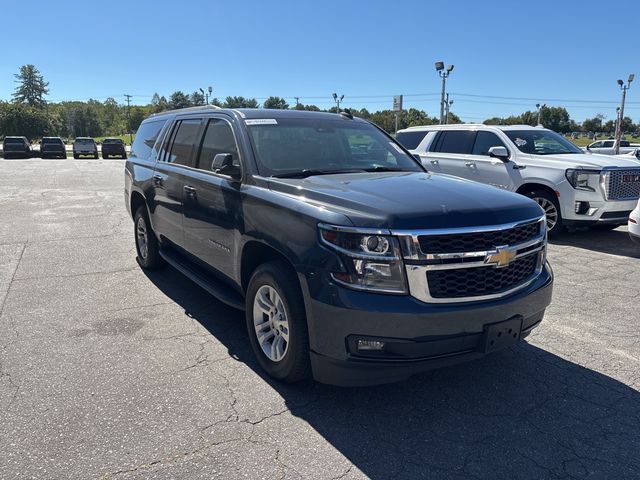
0 242 27 318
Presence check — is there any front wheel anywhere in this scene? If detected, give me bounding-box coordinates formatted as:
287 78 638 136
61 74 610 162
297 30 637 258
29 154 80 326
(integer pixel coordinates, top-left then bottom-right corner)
245 261 310 383
133 206 162 269
524 189 563 237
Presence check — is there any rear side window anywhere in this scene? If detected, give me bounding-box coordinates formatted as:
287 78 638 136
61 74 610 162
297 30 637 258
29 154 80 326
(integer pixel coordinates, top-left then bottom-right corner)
471 131 507 156
432 130 476 154
196 119 239 170
396 131 429 150
167 119 201 166
131 120 166 159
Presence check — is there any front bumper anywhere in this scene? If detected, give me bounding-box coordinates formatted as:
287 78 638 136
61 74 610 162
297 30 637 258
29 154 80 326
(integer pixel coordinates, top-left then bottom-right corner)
300 263 553 387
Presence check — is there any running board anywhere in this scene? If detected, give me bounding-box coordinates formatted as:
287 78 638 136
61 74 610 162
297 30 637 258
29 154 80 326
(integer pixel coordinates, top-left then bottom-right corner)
159 249 245 311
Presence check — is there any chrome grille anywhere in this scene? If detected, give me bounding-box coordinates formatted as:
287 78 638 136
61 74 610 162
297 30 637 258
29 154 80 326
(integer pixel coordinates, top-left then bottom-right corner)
396 217 546 304
426 253 538 298
418 221 540 254
603 169 640 201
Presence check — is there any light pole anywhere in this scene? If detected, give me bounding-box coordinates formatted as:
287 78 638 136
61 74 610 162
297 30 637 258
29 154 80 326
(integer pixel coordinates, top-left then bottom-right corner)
435 61 454 124
199 88 206 106
536 103 545 127
208 86 212 105
614 74 634 154
332 92 344 113
444 94 454 124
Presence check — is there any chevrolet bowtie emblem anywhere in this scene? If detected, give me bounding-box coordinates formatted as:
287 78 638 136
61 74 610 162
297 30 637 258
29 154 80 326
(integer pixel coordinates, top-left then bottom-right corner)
485 246 517 268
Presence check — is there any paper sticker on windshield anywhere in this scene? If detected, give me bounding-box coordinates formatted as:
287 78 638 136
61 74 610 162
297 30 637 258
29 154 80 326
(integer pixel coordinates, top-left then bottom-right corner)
389 142 404 153
514 138 527 147
245 119 278 125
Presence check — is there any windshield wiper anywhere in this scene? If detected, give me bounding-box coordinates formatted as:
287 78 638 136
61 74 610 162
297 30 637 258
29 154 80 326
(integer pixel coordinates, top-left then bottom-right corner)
272 168 366 179
363 166 408 172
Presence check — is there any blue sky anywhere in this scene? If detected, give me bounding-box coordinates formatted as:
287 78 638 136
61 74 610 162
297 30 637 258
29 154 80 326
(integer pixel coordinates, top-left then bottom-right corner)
2 0 639 123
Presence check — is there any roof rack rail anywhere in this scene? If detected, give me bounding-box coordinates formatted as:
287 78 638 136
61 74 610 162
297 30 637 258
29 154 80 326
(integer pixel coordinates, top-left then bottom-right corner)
150 104 222 117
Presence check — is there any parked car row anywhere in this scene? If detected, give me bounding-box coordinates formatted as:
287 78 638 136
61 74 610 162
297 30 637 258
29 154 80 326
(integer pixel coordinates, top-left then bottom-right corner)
1 136 127 159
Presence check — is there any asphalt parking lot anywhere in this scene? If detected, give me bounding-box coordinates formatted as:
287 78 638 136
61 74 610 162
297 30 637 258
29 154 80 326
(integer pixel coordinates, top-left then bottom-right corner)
0 159 639 480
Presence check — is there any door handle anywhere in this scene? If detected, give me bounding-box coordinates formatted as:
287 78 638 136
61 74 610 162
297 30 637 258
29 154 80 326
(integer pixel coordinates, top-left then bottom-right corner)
465 161 476 167
183 185 197 196
152 174 163 185
429 159 439 164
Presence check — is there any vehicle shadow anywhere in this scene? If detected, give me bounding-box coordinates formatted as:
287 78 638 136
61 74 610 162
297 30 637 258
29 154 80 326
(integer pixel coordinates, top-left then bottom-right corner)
144 267 640 479
551 227 640 258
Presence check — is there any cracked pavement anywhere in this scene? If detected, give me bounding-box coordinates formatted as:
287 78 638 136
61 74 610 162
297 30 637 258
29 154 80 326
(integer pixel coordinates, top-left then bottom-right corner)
1 159 639 479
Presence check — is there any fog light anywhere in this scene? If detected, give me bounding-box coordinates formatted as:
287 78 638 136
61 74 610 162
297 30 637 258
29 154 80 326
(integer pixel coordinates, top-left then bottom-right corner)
357 339 385 351
575 201 590 215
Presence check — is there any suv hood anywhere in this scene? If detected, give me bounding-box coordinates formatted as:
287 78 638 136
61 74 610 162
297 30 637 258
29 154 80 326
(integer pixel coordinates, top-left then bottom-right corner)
534 153 640 168
267 172 543 230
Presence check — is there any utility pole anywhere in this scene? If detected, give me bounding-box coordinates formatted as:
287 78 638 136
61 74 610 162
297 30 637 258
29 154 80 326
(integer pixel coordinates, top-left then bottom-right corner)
614 74 634 154
294 97 300 108
124 94 133 145
536 103 545 127
435 61 454 124
332 92 344 113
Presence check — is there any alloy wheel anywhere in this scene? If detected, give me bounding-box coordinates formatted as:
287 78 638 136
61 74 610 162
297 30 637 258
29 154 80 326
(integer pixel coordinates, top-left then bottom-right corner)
252 285 290 362
534 197 558 231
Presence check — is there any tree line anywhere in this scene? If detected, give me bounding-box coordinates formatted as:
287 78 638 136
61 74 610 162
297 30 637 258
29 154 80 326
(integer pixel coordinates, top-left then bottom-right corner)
1 64 638 142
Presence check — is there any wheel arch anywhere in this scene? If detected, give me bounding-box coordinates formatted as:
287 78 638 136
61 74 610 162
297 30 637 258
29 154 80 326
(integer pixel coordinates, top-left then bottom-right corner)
240 241 298 294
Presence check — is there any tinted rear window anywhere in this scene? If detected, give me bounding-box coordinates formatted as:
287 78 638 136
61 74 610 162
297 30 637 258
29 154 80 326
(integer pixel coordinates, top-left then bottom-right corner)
396 131 429 150
42 138 63 144
4 138 24 144
103 139 123 144
432 130 477 154
76 139 95 145
131 120 166 159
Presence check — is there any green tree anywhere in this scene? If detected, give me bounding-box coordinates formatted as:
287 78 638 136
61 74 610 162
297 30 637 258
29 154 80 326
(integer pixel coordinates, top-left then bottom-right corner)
0 102 52 140
130 106 148 132
151 93 168 113
224 96 259 108
12 64 49 108
293 103 320 111
582 114 604 133
102 97 124 135
263 96 289 109
169 91 192 110
190 91 206 106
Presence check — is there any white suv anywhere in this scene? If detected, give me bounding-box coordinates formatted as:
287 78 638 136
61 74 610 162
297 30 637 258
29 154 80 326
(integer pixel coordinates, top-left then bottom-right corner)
396 124 640 236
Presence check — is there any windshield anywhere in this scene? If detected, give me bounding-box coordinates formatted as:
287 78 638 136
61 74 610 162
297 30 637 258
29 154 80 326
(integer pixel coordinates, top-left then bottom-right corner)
245 117 423 177
504 130 582 155
76 139 95 145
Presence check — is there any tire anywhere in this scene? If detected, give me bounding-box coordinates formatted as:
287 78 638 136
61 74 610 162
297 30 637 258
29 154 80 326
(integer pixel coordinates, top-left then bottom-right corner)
73 153 79 159
102 153 109 159
524 189 563 237
245 261 310 383
133 206 163 269
94 153 99 159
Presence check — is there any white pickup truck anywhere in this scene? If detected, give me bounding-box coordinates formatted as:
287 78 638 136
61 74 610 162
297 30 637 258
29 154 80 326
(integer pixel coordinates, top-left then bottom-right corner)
585 139 639 155
396 124 640 236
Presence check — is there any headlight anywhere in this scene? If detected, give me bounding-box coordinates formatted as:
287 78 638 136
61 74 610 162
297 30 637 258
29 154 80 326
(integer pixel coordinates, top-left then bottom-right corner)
318 224 407 293
565 169 600 192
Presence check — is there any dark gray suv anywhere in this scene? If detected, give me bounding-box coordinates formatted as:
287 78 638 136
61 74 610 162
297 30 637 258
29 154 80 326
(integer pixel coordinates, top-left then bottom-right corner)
125 107 553 386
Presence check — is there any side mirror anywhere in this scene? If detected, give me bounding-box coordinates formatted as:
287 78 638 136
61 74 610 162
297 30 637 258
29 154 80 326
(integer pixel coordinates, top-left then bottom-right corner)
585 144 591 150
211 153 241 179
488 146 509 162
